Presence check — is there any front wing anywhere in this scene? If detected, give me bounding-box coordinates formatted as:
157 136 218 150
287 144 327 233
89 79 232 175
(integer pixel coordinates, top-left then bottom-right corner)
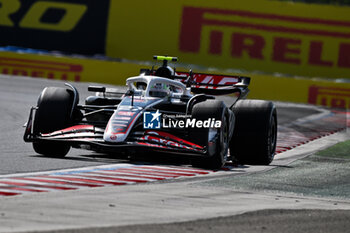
25 123 208 157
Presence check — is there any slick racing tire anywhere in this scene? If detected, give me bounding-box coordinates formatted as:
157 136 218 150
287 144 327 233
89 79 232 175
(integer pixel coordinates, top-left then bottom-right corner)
230 100 277 165
32 87 73 157
190 100 229 169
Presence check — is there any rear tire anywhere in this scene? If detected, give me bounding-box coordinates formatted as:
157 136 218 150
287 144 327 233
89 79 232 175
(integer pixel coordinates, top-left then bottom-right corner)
32 87 73 157
230 100 277 165
190 100 229 169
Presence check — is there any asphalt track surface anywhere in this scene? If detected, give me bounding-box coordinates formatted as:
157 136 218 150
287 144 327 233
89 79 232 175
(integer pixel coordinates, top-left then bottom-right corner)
29 209 350 233
0 75 349 233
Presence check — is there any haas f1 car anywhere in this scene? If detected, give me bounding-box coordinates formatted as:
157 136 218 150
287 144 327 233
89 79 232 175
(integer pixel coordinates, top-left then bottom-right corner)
24 56 277 169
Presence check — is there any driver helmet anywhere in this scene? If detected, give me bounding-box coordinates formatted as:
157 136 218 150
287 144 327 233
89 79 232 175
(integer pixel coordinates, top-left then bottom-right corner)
154 66 175 79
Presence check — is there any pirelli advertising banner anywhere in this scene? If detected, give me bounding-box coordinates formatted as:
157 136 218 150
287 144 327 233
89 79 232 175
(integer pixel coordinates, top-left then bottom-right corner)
106 0 350 79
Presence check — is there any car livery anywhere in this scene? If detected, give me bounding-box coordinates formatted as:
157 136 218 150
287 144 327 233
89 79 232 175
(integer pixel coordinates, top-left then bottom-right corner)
24 56 277 169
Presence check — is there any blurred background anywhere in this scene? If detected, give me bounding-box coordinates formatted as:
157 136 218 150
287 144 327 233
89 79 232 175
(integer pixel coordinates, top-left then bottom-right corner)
1 0 350 109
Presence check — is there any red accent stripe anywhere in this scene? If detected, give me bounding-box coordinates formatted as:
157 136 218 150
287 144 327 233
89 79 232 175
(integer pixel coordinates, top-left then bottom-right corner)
42 125 94 136
111 112 140 135
61 125 94 132
145 131 204 149
136 142 167 149
204 19 350 39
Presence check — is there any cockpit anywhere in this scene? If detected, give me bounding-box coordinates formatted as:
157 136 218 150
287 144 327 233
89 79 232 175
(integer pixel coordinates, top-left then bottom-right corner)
126 75 189 99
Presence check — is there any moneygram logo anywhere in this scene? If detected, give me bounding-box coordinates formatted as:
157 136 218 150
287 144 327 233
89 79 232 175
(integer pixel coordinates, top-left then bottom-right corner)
143 111 222 129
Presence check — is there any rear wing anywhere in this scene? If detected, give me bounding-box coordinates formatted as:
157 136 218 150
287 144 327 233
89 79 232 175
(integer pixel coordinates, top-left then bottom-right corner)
175 72 250 96
141 68 250 97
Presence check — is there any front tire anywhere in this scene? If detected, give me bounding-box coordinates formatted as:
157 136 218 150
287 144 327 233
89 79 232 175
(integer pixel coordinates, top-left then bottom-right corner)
230 100 277 165
190 100 229 169
32 87 73 157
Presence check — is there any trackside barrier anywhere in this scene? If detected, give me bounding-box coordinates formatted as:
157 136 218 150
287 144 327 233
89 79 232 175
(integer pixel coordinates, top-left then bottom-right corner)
0 51 143 85
249 75 350 109
106 0 350 79
1 51 350 109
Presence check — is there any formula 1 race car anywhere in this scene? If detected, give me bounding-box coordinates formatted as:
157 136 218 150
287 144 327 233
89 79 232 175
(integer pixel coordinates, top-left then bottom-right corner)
24 56 277 169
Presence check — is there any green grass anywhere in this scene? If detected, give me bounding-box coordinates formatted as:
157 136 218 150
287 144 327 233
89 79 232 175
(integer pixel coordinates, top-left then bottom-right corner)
316 140 350 159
